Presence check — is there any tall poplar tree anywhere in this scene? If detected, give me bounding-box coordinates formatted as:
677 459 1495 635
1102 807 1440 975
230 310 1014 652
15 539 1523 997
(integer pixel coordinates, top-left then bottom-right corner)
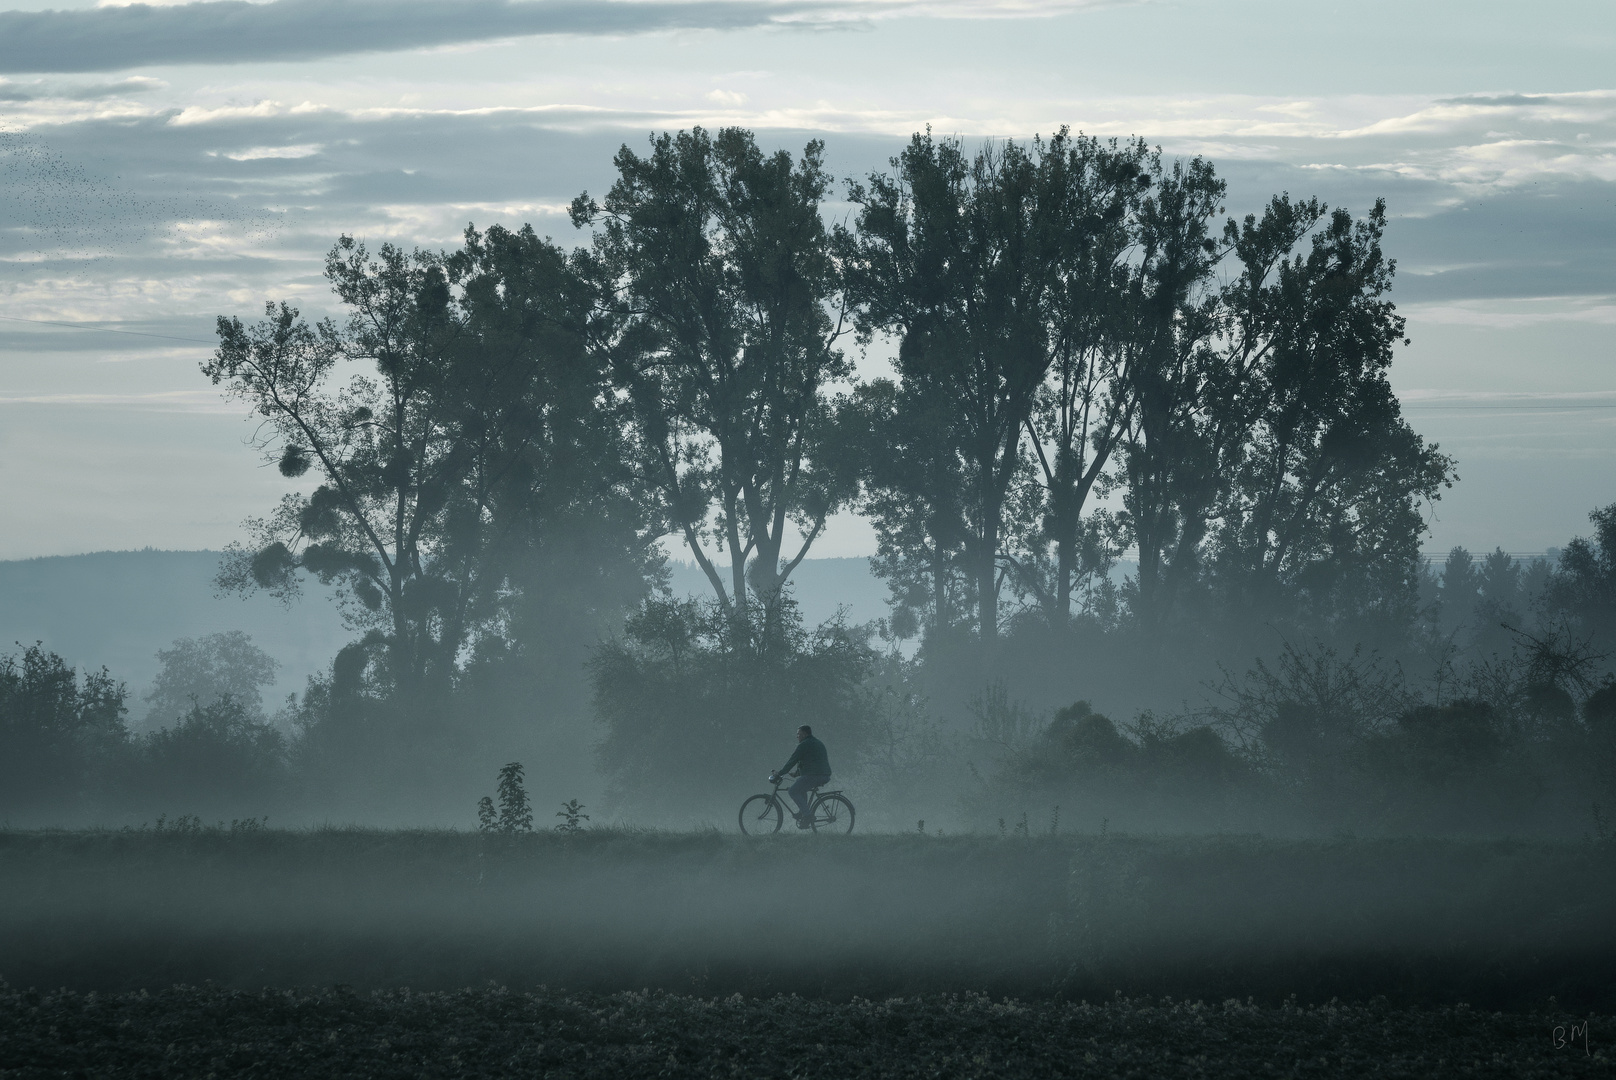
1011 134 1153 627
844 130 1150 643
571 127 857 635
840 132 1056 644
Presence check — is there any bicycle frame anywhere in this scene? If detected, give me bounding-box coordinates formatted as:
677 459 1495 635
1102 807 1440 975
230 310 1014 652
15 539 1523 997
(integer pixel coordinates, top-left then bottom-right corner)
762 774 840 822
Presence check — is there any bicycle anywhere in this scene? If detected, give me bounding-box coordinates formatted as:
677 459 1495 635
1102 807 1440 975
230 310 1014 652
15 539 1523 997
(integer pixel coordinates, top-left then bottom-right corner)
738 773 855 835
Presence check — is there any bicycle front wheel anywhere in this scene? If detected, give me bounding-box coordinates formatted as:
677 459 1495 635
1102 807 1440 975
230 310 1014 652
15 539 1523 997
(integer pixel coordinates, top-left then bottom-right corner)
809 793 855 835
738 794 783 835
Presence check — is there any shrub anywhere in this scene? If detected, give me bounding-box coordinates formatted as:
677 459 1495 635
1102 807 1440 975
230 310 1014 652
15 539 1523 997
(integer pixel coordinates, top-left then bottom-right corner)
554 799 589 833
477 762 533 834
1586 682 1616 734
1392 700 1504 783
496 762 533 832
1205 640 1413 761
990 701 1253 831
1005 701 1131 788
135 696 288 817
1049 702 1132 766
1136 723 1250 791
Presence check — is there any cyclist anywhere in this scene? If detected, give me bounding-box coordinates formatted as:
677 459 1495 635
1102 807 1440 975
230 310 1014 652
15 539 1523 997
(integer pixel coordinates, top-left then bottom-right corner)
772 725 832 829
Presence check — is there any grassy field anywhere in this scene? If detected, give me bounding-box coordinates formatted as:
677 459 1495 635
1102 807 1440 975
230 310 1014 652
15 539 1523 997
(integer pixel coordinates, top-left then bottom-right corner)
2 828 1613 1075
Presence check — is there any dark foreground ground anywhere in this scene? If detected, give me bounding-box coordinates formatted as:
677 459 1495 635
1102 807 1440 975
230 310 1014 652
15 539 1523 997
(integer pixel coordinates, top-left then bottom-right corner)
3 984 1611 1078
2 828 1614 1075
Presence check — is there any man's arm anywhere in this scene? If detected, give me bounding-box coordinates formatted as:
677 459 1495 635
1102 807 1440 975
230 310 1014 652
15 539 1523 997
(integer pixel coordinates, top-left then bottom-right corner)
778 744 804 775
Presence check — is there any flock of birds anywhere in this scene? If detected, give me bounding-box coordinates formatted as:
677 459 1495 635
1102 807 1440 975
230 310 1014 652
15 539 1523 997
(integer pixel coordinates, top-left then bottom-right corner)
0 127 288 269
1 128 174 262
0 124 295 351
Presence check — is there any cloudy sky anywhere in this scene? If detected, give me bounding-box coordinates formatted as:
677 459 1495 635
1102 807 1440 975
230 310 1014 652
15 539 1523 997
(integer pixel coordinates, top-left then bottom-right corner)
1 0 1613 562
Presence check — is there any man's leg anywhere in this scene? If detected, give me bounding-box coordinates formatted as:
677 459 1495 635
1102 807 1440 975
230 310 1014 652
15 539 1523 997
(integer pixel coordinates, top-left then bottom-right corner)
788 775 815 823
790 775 831 826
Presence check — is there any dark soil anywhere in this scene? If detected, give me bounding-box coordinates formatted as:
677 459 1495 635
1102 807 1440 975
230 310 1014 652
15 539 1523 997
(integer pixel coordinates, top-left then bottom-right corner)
2 984 1611 1079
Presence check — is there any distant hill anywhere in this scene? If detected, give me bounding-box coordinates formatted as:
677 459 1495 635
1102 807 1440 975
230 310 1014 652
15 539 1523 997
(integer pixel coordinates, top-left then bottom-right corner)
0 551 893 713
0 550 349 712
666 557 889 629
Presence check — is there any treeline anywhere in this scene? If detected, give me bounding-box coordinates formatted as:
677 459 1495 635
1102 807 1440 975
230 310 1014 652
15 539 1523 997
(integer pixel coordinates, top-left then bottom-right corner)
8 126 1614 831
0 634 288 823
968 512 1616 835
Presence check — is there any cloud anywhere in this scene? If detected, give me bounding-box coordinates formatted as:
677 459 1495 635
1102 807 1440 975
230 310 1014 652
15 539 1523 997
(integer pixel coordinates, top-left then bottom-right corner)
0 0 1126 74
0 390 226 409
0 75 166 100
220 143 323 161
0 0 819 73
4 88 1614 310
1401 298 1616 330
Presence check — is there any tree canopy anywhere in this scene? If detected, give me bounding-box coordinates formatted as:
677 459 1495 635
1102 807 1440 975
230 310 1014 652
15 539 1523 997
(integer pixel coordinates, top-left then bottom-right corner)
570 127 858 632
196 125 1475 816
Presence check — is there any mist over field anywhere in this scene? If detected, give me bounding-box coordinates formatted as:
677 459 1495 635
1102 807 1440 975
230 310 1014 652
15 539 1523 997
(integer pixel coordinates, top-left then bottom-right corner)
7 829 1614 1007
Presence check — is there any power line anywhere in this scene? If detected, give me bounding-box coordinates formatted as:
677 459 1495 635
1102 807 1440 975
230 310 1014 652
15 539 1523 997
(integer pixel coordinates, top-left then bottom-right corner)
0 313 215 345
1417 551 1560 565
1419 552 1556 557
1404 404 1616 411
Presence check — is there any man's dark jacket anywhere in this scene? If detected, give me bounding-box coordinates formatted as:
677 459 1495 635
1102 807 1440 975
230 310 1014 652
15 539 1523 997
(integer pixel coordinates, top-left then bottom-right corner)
781 735 831 777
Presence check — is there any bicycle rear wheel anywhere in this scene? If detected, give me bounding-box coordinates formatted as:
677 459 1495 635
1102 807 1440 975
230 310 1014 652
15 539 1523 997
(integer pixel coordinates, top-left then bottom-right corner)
738 794 783 835
809 793 855 835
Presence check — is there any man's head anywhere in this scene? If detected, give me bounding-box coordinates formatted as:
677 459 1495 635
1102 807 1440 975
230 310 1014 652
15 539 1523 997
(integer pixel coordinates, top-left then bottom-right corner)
797 725 812 742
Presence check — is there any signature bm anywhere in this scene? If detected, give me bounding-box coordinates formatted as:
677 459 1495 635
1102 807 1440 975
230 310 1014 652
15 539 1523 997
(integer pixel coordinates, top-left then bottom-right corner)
1552 1022 1591 1055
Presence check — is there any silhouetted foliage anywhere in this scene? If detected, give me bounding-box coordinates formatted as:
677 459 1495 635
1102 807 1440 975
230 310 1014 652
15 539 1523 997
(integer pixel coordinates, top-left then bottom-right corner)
0 643 126 817
134 696 287 816
986 699 1252 829
204 222 657 818
9 125 1560 838
831 125 1452 706
207 226 651 703
554 798 589 833
496 762 533 833
476 763 533 833
1425 545 1555 666
1542 502 1616 650
571 127 858 627
840 130 1151 643
141 631 278 731
1386 700 1504 783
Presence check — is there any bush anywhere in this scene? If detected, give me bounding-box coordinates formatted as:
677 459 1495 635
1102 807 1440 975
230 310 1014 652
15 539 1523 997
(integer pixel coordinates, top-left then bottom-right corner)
133 696 288 817
1006 701 1130 788
1391 700 1504 783
1136 722 1251 791
1585 682 1616 732
988 701 1255 831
